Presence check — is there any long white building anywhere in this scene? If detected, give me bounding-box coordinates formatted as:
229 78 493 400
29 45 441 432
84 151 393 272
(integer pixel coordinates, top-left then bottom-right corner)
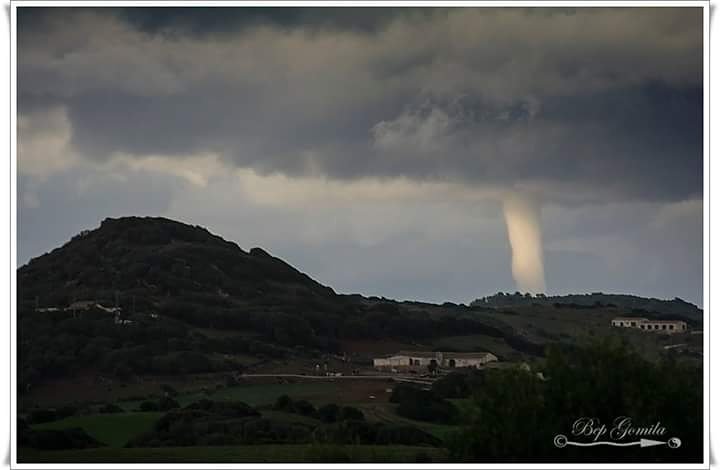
373 350 498 370
611 317 688 334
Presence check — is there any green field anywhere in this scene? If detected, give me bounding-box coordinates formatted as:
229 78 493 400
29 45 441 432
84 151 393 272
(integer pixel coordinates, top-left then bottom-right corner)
118 381 343 411
19 444 448 463
32 412 163 447
355 402 460 441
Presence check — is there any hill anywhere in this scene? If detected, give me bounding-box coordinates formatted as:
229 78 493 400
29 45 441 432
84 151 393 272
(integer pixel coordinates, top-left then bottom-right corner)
17 216 702 397
17 217 517 390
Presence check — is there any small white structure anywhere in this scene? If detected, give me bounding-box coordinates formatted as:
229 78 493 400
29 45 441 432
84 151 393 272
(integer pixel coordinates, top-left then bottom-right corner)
67 300 97 311
35 307 61 313
611 317 687 334
373 351 497 370
444 352 499 368
373 351 437 369
114 313 133 325
96 304 122 314
611 317 647 328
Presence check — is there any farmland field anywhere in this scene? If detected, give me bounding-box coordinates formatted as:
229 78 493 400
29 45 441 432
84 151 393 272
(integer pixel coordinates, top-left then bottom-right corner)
18 444 448 463
32 412 163 447
118 379 393 411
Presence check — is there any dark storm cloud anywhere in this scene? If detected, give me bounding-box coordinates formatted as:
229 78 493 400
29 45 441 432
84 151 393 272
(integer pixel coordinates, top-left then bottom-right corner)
17 6 703 205
119 7 433 35
18 6 434 36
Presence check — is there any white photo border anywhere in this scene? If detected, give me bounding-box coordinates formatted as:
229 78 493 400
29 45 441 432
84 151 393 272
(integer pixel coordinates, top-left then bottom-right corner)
6 1 712 469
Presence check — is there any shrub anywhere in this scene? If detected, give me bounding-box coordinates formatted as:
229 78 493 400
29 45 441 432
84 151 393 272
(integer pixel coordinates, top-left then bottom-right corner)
292 400 317 417
157 396 180 411
139 401 160 412
339 406 364 421
98 403 123 413
184 399 259 418
161 384 178 396
273 394 293 411
432 372 470 399
313 420 377 444
317 403 340 423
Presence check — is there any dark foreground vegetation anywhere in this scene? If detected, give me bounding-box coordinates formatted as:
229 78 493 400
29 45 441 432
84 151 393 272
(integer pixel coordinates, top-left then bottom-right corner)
18 339 702 463
448 340 702 462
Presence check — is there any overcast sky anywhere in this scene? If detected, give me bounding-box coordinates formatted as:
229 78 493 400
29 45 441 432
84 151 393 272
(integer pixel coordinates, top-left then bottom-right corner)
16 7 703 306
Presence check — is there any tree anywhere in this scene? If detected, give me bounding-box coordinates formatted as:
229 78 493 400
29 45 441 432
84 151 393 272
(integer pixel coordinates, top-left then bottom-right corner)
317 403 340 423
450 340 703 462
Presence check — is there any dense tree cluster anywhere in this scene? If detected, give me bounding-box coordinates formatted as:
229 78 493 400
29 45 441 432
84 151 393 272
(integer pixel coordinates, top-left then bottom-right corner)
450 339 703 463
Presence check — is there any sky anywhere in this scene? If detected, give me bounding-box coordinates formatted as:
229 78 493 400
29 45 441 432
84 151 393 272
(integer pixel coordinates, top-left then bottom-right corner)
16 7 704 306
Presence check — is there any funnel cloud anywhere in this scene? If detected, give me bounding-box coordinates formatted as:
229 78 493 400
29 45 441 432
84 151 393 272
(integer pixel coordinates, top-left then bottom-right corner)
503 195 546 294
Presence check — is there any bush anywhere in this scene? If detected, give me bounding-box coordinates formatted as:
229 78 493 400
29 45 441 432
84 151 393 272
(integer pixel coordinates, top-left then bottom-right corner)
313 420 377 444
339 406 364 421
157 396 181 411
98 403 123 413
139 401 160 412
292 400 317 417
273 394 293 411
432 372 470 399
184 399 259 418
161 384 178 396
317 403 340 423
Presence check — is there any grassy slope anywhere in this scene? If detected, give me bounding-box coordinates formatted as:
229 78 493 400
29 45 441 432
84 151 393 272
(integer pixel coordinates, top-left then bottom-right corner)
32 412 163 447
18 444 448 463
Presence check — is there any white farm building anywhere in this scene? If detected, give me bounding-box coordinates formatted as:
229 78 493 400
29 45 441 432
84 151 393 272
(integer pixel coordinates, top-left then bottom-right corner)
611 317 688 334
373 351 498 371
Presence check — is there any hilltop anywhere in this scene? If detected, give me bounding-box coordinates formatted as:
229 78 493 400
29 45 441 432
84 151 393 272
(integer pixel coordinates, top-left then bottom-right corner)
19 216 335 307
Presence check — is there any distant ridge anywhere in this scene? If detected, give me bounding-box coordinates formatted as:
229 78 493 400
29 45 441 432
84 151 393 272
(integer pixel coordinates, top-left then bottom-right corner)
471 292 702 323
